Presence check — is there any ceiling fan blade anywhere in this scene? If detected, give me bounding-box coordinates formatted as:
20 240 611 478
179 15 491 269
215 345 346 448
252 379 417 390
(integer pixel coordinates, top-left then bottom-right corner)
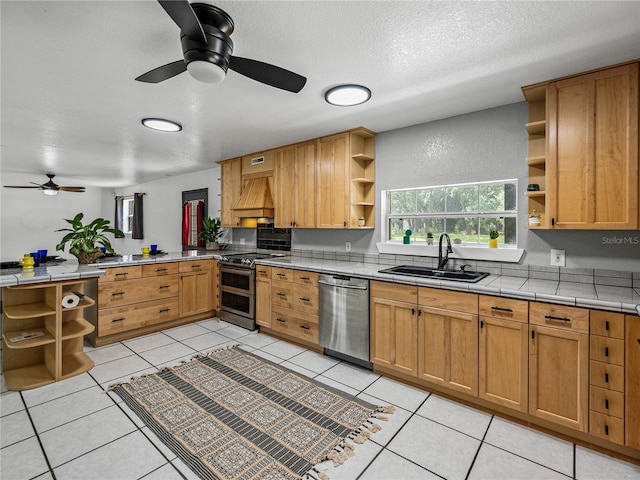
229 56 306 93
4 185 41 189
135 60 187 83
158 0 206 43
59 187 86 193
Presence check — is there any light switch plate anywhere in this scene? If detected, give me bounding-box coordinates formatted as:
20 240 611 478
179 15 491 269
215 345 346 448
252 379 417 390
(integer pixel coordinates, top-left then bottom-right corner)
345 242 351 252
550 249 565 266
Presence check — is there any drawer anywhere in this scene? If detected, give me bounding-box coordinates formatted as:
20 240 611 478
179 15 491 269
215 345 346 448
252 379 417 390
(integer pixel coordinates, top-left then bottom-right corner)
98 275 178 309
371 281 417 304
529 302 589 334
255 265 272 279
419 287 478 314
99 265 142 283
590 336 624 366
590 385 624 418
479 295 528 323
590 360 624 392
590 310 625 339
142 262 179 277
589 411 625 445
271 282 319 315
294 270 318 286
178 259 212 273
98 298 179 335
271 306 319 344
272 267 294 282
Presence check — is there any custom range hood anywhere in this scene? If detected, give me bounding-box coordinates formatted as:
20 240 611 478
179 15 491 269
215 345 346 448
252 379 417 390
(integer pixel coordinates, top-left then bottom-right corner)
232 177 274 218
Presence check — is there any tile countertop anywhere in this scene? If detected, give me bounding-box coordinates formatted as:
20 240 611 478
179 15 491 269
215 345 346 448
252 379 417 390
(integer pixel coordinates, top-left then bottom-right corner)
255 257 640 316
0 251 221 287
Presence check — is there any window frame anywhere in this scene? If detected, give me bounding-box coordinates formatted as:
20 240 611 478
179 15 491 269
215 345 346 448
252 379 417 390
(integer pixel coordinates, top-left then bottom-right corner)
121 196 135 235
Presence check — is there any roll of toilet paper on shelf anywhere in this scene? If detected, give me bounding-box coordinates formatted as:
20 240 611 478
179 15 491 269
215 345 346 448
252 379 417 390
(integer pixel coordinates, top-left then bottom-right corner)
61 291 80 309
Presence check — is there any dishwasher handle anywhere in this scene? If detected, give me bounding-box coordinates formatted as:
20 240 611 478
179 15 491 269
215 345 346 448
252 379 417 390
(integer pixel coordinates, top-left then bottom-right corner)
318 279 368 290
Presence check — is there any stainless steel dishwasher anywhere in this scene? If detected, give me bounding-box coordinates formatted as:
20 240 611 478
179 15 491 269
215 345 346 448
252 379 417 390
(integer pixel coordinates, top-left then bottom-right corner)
319 274 371 369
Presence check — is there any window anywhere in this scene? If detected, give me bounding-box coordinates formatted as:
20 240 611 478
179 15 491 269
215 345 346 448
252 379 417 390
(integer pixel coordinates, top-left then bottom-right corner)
383 179 518 246
121 197 135 234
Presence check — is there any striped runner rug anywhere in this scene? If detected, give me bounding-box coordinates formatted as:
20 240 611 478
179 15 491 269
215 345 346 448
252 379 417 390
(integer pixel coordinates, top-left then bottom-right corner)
109 346 393 480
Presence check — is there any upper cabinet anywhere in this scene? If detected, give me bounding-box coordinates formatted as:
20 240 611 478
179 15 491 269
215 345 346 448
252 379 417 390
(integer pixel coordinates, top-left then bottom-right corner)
219 157 242 227
523 61 639 230
274 141 317 228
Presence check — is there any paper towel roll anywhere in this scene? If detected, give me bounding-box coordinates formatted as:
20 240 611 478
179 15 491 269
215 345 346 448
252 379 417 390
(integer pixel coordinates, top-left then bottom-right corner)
61 291 80 308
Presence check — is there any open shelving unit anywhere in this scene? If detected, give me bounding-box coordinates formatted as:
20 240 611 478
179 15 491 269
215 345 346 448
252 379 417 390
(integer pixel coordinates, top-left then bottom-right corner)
522 83 548 229
349 127 376 228
2 279 96 390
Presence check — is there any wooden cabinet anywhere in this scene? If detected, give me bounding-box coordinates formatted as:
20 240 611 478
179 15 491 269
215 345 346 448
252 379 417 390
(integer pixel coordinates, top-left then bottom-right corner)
625 314 640 450
478 296 529 412
529 302 589 431
179 260 212 317
2 279 96 391
418 288 479 396
255 266 272 328
523 61 639 230
220 157 242 227
274 141 317 228
317 132 349 228
349 128 376 228
370 282 418 376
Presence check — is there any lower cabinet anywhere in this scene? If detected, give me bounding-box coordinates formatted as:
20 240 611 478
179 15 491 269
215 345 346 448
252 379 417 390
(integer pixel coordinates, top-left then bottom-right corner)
626 314 640 450
255 266 272 328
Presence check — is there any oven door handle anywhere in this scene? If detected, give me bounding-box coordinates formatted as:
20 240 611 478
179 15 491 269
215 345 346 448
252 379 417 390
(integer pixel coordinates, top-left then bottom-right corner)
220 265 254 276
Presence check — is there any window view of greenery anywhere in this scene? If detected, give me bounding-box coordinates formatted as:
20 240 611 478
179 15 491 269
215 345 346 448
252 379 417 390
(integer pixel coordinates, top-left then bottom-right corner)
387 180 517 245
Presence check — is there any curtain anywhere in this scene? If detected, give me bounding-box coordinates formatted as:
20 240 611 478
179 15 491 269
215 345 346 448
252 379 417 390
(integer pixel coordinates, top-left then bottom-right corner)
197 200 204 247
182 201 191 246
132 193 144 239
114 196 124 238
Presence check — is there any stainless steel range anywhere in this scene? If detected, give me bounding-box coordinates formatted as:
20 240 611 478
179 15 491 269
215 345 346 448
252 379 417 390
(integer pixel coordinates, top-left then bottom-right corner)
218 253 272 330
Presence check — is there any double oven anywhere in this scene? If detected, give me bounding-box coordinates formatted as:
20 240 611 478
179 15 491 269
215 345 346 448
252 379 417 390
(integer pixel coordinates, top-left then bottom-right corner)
218 253 270 330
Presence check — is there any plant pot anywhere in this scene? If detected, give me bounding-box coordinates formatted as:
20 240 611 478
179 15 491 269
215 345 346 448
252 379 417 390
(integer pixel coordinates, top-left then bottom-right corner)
206 241 220 251
488 239 498 249
72 250 105 264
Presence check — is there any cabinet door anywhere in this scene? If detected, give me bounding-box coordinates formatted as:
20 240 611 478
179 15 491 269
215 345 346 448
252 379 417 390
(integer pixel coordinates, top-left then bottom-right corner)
418 307 478 395
294 140 317 228
179 271 211 317
626 315 640 449
317 133 349 228
220 158 242 227
479 316 528 412
529 324 589 431
274 146 295 228
256 277 271 328
548 63 638 229
370 297 417 376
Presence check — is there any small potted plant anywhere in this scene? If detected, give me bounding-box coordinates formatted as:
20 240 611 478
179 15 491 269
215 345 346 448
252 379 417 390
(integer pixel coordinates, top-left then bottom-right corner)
529 209 541 227
426 232 434 245
55 213 123 264
489 226 499 248
199 217 224 250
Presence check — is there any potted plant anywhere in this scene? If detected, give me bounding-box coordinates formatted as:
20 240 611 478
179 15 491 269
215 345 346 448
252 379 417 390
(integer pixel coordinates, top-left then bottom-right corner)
426 232 434 245
529 209 541 227
55 213 124 264
489 227 499 248
199 217 224 250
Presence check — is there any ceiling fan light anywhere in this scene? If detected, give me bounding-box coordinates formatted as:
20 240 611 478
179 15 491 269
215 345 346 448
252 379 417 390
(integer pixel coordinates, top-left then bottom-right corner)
325 84 371 106
43 188 58 196
141 118 182 132
187 60 226 84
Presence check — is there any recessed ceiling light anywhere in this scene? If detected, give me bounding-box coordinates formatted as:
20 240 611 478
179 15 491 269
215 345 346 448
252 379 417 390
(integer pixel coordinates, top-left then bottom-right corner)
141 118 182 132
324 84 371 106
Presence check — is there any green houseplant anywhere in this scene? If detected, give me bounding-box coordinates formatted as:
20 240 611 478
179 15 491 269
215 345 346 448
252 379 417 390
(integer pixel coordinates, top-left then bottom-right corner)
489 226 499 248
55 213 124 264
199 217 223 250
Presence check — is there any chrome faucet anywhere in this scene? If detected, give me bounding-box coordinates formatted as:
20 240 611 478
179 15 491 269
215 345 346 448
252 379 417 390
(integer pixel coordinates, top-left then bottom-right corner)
437 233 453 269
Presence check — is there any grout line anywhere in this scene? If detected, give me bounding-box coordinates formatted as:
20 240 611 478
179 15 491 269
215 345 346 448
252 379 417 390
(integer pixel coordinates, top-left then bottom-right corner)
18 391 57 480
464 414 494 479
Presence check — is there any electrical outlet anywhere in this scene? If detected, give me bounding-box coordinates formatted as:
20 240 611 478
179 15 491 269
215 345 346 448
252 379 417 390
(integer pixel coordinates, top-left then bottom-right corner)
239 238 245 245
550 249 565 267
345 242 351 252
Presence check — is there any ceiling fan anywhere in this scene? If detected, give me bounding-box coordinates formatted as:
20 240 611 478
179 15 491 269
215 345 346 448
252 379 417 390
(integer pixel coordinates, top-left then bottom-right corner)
136 0 307 93
4 174 85 195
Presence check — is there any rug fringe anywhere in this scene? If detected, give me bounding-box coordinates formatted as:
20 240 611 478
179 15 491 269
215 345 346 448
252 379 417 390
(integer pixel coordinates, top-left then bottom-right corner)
202 343 242 357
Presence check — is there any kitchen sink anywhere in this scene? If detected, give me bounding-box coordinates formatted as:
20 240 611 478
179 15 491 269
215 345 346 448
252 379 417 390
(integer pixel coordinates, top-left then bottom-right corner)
378 265 489 283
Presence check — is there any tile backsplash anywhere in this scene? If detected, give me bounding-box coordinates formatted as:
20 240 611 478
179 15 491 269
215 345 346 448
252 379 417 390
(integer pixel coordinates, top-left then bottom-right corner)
256 223 291 251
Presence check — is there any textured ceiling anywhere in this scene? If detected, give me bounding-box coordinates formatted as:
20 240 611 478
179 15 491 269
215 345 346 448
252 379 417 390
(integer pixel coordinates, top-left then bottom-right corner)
1 0 639 187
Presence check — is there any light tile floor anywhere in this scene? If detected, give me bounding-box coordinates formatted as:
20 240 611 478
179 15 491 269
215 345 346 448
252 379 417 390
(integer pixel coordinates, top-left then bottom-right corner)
2 317 640 480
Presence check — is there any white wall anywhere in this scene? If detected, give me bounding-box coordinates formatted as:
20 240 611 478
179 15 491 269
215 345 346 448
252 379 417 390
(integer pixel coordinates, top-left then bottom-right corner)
101 167 221 254
1 172 104 261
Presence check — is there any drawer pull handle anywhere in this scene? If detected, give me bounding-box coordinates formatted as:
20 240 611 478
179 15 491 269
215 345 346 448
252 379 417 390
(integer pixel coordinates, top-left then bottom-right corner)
276 318 285 323
491 306 513 313
605 399 609 410
605 320 610 331
277 273 286 277
605 373 609 383
299 276 310 280
191 264 201 268
605 347 609 357
605 425 609 436
544 315 571 322
258 270 267 274
276 292 286 297
112 317 125 323
115 272 128 277
299 325 310 330
159 285 170 289
159 308 170 313
157 268 168 273
112 291 125 297
299 297 310 302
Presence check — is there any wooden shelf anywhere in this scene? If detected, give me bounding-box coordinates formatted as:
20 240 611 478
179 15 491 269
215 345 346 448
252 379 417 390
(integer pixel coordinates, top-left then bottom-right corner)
351 153 374 162
525 191 546 198
525 120 546 135
61 297 95 311
61 317 95 340
526 156 546 166
352 177 375 184
2 330 55 349
3 364 55 391
60 352 94 380
352 202 375 206
4 303 56 319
